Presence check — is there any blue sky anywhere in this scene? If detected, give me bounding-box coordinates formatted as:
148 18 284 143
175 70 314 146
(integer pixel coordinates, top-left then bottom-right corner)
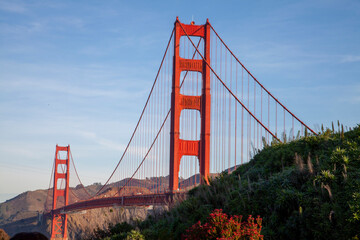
0 0 359 203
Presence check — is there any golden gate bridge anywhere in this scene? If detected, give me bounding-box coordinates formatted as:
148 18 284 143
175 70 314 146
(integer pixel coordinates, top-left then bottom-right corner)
44 18 316 240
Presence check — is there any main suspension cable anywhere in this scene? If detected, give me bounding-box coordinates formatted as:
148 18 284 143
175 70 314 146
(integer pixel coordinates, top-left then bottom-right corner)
178 21 281 142
209 23 316 135
92 28 175 198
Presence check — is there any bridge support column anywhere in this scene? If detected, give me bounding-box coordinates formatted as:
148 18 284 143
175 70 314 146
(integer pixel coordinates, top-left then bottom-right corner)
50 145 70 240
170 18 211 192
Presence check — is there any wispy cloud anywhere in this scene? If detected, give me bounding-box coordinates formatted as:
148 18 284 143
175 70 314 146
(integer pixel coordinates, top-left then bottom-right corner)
1 77 148 100
0 60 151 100
77 130 126 152
0 21 45 35
345 95 360 103
53 16 85 29
0 1 26 13
0 142 48 162
337 84 360 103
232 41 336 73
340 55 360 63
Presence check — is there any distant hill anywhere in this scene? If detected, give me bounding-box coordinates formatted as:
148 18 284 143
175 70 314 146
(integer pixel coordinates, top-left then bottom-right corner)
0 173 211 237
0 183 102 226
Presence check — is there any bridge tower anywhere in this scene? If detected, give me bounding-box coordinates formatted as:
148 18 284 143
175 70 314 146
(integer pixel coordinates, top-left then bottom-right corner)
50 145 70 240
170 18 211 191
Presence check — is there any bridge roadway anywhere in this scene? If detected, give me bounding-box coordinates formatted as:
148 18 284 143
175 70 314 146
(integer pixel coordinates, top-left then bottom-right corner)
51 192 187 215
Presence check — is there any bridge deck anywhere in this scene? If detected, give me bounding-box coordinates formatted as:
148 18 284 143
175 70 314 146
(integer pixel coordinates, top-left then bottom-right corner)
51 192 186 214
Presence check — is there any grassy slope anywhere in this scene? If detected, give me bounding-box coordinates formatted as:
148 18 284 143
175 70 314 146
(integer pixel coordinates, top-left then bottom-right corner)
139 125 360 240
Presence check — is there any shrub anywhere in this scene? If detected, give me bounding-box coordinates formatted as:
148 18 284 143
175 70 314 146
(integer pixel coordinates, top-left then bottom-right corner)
126 229 144 240
182 209 263 240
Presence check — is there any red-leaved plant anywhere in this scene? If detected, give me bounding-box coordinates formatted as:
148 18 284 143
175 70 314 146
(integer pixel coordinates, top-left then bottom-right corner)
182 209 263 240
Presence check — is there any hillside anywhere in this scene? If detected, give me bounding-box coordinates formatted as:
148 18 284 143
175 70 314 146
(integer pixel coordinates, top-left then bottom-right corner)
130 125 360 240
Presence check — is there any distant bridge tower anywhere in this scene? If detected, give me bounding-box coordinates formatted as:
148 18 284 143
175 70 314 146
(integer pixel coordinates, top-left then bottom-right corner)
169 18 211 191
50 145 70 240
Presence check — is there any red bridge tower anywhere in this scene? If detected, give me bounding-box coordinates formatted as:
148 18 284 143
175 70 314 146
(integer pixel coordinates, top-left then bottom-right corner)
50 145 70 240
170 18 211 191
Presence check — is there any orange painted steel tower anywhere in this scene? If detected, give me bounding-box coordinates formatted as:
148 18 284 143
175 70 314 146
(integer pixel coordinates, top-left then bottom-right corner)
169 18 211 191
51 145 70 240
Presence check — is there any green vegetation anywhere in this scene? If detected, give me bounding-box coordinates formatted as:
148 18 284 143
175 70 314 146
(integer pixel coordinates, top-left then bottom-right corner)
84 222 144 240
87 124 360 240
